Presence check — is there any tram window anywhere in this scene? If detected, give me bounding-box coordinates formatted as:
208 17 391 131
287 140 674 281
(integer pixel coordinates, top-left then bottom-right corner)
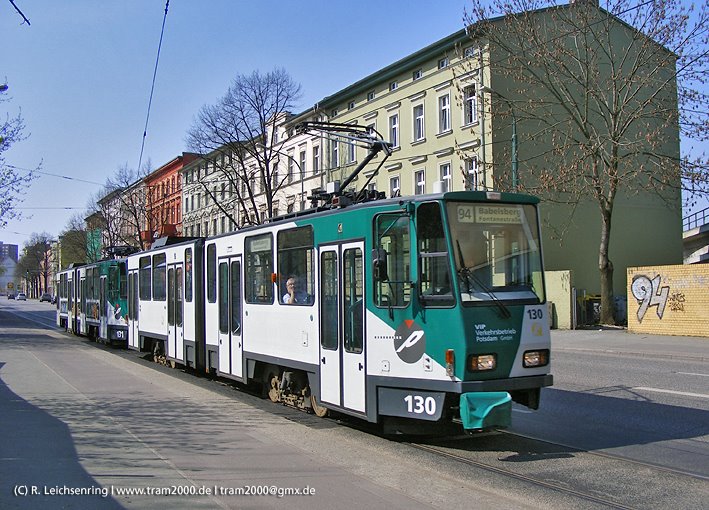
320 251 338 350
153 253 167 301
207 244 217 303
230 261 241 334
344 248 364 354
185 248 193 302
374 214 411 307
176 267 183 327
245 234 274 304
417 202 454 306
218 262 229 333
277 226 314 306
139 256 151 300
106 265 121 305
167 268 175 326
119 262 127 300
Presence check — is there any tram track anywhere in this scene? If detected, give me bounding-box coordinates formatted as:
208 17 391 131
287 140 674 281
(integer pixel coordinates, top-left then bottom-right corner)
405 441 639 510
497 429 709 482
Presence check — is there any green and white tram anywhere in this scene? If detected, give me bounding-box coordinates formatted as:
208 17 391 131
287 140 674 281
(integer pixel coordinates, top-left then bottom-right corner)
204 189 552 433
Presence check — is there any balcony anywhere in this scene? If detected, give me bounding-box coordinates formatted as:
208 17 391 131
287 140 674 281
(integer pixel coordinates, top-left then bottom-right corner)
683 207 709 264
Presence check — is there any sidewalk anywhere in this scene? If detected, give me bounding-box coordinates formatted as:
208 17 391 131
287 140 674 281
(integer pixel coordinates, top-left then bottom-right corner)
551 328 709 361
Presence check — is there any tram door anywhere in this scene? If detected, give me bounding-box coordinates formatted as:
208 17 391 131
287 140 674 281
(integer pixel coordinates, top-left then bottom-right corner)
67 274 74 332
217 258 243 379
167 264 184 361
99 276 106 339
127 271 139 349
319 241 366 413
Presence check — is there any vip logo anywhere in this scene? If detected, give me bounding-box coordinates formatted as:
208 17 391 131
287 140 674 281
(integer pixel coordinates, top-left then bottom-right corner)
394 320 426 364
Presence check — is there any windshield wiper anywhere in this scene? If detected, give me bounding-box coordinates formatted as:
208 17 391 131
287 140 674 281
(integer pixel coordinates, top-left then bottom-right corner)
455 240 511 319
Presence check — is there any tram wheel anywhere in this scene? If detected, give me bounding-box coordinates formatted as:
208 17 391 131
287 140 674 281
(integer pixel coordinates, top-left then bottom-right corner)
268 375 281 403
310 394 329 418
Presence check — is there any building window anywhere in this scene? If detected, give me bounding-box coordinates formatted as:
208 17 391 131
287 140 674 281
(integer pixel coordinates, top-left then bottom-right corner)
313 146 320 173
414 169 425 195
331 108 338 117
389 113 399 148
299 150 306 180
438 94 451 133
464 84 478 125
464 46 476 58
348 140 356 163
413 69 422 81
348 100 355 110
413 104 425 142
438 57 449 69
367 90 375 101
389 175 400 198
389 81 398 91
331 141 339 168
440 162 451 192
465 157 483 191
288 153 295 183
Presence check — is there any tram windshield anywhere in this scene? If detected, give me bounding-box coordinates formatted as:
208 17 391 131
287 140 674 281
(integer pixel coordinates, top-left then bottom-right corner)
446 202 545 304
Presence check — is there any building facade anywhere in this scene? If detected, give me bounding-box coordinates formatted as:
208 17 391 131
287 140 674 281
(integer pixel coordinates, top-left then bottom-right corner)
143 153 199 243
174 4 682 307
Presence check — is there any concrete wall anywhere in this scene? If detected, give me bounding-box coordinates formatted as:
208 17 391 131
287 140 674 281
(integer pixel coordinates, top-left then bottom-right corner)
545 270 574 329
627 264 709 337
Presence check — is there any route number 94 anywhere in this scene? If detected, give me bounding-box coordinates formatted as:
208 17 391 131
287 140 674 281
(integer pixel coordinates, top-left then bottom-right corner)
404 394 436 415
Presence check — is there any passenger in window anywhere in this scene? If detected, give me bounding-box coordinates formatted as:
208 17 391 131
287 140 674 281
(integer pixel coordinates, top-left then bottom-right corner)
282 276 310 304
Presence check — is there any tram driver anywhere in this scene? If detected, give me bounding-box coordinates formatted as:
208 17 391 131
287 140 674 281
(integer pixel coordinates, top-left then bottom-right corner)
282 276 310 305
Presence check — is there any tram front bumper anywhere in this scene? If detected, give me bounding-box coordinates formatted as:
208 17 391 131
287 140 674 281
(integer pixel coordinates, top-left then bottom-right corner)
459 391 512 430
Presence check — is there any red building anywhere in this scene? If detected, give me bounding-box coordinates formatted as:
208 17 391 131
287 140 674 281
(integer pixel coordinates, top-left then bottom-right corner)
142 153 200 244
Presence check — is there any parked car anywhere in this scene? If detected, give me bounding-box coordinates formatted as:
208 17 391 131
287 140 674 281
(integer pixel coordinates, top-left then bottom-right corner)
39 293 52 303
15 292 26 301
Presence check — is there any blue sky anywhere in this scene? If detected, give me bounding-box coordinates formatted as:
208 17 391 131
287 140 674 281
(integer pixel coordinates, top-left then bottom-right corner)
1 0 706 248
2 0 473 247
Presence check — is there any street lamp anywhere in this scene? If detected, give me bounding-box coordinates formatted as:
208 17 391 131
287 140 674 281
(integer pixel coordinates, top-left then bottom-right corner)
481 86 518 190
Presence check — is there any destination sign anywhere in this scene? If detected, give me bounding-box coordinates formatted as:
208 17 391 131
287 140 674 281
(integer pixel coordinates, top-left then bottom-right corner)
456 205 523 224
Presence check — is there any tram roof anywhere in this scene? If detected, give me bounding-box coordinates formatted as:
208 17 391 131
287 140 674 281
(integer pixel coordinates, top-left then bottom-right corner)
203 190 540 242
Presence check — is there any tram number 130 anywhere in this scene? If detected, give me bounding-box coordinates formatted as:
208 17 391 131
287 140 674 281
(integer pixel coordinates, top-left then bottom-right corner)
404 394 436 415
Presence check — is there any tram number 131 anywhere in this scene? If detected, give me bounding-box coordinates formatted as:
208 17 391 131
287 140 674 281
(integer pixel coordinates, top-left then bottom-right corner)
404 394 436 415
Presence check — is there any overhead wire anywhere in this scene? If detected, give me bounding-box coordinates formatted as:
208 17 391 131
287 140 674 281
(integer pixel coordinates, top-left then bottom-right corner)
137 0 170 175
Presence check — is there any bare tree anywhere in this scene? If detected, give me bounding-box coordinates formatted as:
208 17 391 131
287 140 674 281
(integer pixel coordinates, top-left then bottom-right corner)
465 0 708 324
186 68 301 226
0 82 39 227
89 162 152 252
16 232 53 297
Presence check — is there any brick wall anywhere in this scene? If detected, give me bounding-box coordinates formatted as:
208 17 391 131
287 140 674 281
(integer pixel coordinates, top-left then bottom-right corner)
627 264 709 337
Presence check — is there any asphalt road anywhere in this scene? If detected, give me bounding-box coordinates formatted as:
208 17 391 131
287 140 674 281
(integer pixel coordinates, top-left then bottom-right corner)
1 300 707 509
513 328 709 478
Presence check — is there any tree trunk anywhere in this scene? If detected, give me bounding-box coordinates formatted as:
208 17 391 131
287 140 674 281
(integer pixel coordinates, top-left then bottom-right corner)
598 206 616 325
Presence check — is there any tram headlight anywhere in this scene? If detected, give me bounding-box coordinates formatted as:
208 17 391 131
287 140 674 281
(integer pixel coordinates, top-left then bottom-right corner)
469 354 496 371
523 349 549 368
